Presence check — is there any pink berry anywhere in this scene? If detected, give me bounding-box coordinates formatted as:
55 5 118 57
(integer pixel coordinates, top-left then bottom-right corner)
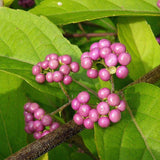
117 100 126 112
41 130 50 137
46 72 54 83
87 68 98 79
45 54 51 61
81 57 93 69
77 91 90 104
111 43 126 55
63 75 72 85
32 65 41 75
83 118 94 129
41 115 53 126
118 53 131 66
116 66 129 79
78 104 91 117
37 62 42 67
107 93 120 106
90 42 99 51
61 55 72 65
52 71 64 82
34 108 45 120
35 73 45 83
89 109 99 122
99 39 111 48
71 98 81 110
99 47 111 58
157 0 160 8
28 121 35 132
98 88 111 100
70 62 79 73
99 68 110 81
89 48 100 60
24 102 31 112
41 60 49 69
97 102 110 115
109 109 121 123
29 103 39 113
48 59 59 70
33 132 42 139
34 120 44 132
73 113 84 125
25 113 34 122
81 52 89 60
49 53 58 60
24 125 32 134
59 64 70 75
98 117 110 128
50 122 60 132
105 53 118 67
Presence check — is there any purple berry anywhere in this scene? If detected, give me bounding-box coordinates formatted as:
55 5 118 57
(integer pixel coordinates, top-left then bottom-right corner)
50 122 60 132
117 100 126 112
99 39 111 48
70 62 79 73
109 109 121 123
81 57 93 69
63 75 72 85
90 42 99 51
49 53 58 60
35 73 45 83
25 113 34 122
97 102 110 115
61 55 72 65
157 0 160 8
83 118 94 129
59 65 70 75
41 130 50 137
111 43 126 55
98 117 110 128
18 0 35 8
89 48 100 60
78 104 91 117
87 68 98 79
99 47 111 58
105 53 118 67
156 36 160 44
52 71 64 82
24 125 32 134
24 102 31 112
41 60 49 69
41 115 53 126
33 132 42 139
46 72 54 83
98 88 111 100
34 108 45 120
37 62 42 67
34 120 44 132
77 91 90 104
45 54 51 61
28 121 35 132
29 103 39 113
99 68 111 81
24 111 28 116
118 53 131 66
89 109 99 122
32 65 41 75
71 98 81 110
48 59 59 70
116 66 129 79
73 113 84 125
81 52 89 60
107 93 120 106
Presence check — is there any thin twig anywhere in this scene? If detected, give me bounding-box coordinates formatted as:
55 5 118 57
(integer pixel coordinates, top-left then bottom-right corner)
110 75 115 93
78 23 89 41
59 82 71 101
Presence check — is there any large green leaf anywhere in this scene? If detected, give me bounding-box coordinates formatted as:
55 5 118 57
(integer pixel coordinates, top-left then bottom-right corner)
118 17 160 80
95 83 160 160
0 71 27 159
30 0 160 25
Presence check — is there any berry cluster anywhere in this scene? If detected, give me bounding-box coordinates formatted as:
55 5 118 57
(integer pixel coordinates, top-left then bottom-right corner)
24 102 60 139
81 39 131 80
72 89 126 129
32 53 79 85
18 0 35 8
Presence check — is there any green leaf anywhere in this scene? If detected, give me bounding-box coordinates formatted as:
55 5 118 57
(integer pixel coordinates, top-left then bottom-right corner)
0 71 27 159
118 17 160 80
37 153 48 160
95 83 160 160
30 0 160 25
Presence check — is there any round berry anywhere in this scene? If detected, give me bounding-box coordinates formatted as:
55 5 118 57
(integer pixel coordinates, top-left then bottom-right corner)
118 53 131 66
28 121 35 132
25 113 34 122
81 52 89 60
46 72 54 83
98 88 111 100
41 60 49 69
34 108 45 120
89 109 99 122
71 98 81 110
81 57 93 69
34 120 44 132
109 109 121 123
117 100 126 112
99 47 111 58
90 42 99 51
77 91 90 104
78 104 91 117
99 39 111 48
29 103 39 113
111 43 126 55
116 66 129 79
37 62 42 67
63 75 72 85
61 55 72 65
107 93 120 106
105 53 118 67
89 48 100 60
24 111 28 116
83 118 94 129
45 54 51 61
99 68 110 81
70 62 80 73
35 74 45 83
48 59 59 70
50 122 60 132
41 130 50 137
32 65 41 75
97 102 110 115
157 0 160 8
73 113 84 125
59 65 70 75
41 115 53 126
33 132 42 139
52 71 64 82
24 102 31 112
87 68 98 79
49 53 58 60
98 117 110 128
24 125 32 134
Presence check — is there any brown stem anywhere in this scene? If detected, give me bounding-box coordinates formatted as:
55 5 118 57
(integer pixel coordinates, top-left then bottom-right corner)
78 23 89 41
6 65 160 160
59 82 71 101
110 75 115 93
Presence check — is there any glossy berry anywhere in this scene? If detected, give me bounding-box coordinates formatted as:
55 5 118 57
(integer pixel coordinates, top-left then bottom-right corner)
37 62 42 67
32 65 41 75
157 0 160 8
63 75 72 85
118 53 131 66
46 72 54 83
50 122 60 132
34 120 44 132
48 59 59 70
99 68 110 81
29 103 39 113
99 39 111 48
90 42 99 51
34 108 45 120
83 118 94 129
41 130 50 137
89 48 100 60
116 66 129 79
81 57 93 69
98 88 111 100
49 53 58 60
70 62 79 72
99 47 111 58
52 71 64 82
89 109 99 122
33 132 42 139
78 104 91 117
73 113 84 125
41 115 53 126
87 68 98 79
24 125 32 134
109 109 121 123
97 102 110 115
25 113 34 122
77 91 90 104
98 117 110 128
41 60 49 69
71 98 81 110
35 74 45 83
105 53 118 67
24 102 31 112
27 121 35 132
111 43 126 55
117 100 126 112
61 55 72 65
107 93 120 106
59 65 70 75
81 52 89 60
